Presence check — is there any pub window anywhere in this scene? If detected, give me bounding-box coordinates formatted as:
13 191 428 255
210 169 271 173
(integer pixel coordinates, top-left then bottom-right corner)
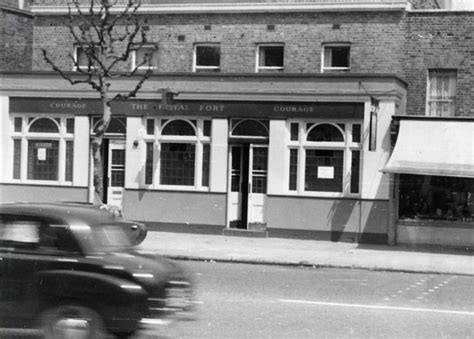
427 69 457 117
11 116 74 184
143 118 211 189
288 121 362 195
193 44 220 72
256 44 284 72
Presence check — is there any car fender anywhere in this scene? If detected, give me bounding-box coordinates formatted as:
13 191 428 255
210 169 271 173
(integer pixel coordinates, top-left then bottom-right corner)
35 269 149 331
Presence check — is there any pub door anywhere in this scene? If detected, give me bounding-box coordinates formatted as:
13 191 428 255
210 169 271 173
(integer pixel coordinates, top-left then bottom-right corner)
228 144 268 230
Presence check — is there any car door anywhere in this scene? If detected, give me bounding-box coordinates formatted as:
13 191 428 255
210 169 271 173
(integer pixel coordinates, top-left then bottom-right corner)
0 214 81 328
0 214 42 327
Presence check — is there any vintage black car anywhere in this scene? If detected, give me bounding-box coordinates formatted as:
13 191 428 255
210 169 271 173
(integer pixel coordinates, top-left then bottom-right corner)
0 202 194 338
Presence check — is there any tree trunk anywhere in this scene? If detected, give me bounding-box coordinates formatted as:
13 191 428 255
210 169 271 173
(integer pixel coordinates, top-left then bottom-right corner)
92 98 112 203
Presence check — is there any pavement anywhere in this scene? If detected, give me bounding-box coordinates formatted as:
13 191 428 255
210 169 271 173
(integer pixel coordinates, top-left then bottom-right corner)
136 231 474 276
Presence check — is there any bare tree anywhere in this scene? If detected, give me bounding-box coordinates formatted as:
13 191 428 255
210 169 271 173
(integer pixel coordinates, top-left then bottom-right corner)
42 0 156 202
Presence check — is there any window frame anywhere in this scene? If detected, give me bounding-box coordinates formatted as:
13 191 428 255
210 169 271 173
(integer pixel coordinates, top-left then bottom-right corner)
142 117 212 191
287 120 362 197
193 43 221 72
321 43 351 72
73 44 100 71
131 44 159 71
11 115 75 185
255 44 285 72
426 69 457 117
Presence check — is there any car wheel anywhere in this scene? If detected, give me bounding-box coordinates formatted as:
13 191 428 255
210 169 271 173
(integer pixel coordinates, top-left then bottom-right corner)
40 304 107 339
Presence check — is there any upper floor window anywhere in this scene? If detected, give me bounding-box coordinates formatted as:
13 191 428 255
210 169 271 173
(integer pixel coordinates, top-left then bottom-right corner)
322 44 350 72
132 45 158 71
73 45 100 71
256 44 284 72
193 44 220 72
427 69 457 117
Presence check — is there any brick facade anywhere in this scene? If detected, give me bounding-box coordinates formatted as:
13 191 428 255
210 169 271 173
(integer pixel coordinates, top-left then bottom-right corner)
0 6 33 72
403 11 474 116
3 2 473 117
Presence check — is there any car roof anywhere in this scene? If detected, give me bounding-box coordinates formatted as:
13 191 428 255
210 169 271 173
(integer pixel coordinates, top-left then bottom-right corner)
0 202 117 225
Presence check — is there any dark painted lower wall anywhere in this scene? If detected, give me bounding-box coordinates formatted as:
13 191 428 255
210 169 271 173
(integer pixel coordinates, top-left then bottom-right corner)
122 189 227 226
0 183 88 203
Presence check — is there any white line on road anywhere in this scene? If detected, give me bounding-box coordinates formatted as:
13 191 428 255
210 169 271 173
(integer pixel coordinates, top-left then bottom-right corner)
279 299 474 316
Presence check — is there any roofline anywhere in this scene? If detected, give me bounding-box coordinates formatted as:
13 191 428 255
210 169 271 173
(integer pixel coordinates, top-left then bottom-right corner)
31 1 408 15
0 70 408 86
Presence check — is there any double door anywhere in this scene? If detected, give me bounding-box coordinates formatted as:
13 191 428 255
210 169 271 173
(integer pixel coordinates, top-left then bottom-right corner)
228 144 268 230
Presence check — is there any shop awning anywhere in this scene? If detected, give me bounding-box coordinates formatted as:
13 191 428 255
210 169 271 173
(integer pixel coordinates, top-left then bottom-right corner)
383 119 474 178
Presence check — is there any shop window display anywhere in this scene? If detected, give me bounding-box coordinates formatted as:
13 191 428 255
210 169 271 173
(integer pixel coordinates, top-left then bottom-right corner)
399 174 474 222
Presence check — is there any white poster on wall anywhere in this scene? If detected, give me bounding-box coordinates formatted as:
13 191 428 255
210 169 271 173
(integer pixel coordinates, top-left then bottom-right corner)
318 166 334 179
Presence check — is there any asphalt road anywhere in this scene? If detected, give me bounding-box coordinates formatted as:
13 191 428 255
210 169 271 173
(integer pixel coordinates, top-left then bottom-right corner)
142 260 474 339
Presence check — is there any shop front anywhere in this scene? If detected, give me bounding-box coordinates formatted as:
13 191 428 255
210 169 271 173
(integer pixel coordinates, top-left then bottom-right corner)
1 72 406 244
384 117 474 248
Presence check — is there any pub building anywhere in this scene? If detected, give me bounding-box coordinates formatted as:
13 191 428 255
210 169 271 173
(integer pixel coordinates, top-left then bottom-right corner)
0 72 406 244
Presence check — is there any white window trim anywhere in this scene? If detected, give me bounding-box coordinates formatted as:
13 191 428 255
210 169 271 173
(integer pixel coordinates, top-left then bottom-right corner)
286 120 362 197
321 43 351 73
142 117 211 191
425 69 457 117
11 115 74 185
255 44 285 72
73 45 99 71
193 43 221 72
131 45 158 71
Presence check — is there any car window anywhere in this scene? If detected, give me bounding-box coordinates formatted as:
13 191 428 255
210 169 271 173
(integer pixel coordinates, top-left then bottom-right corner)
0 219 40 248
0 215 80 254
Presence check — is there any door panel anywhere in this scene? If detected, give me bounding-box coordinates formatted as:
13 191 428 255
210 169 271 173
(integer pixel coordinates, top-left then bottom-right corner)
107 140 126 209
247 145 267 227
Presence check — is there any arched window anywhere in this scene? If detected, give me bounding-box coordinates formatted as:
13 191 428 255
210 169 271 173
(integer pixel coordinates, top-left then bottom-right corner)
12 116 74 183
231 119 269 138
92 117 126 134
288 121 361 195
143 118 210 188
307 124 344 142
29 118 60 133
162 120 196 136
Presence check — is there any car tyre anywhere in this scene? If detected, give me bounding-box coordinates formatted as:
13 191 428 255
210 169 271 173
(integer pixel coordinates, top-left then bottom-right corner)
40 304 107 339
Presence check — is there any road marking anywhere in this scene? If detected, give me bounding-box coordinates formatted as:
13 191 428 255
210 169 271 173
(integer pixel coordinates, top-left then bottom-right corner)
279 299 474 316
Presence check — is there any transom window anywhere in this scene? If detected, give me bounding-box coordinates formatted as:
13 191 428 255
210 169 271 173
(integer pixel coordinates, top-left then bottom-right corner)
288 121 362 195
322 44 351 72
11 116 74 183
256 44 284 72
427 69 457 117
143 118 211 189
193 44 220 72
230 119 269 138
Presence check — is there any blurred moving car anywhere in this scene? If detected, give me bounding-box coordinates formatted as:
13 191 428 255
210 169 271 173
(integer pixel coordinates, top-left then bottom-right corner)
0 202 194 338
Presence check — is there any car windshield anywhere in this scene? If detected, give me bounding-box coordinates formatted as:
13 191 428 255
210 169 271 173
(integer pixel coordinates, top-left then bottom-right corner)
78 225 133 254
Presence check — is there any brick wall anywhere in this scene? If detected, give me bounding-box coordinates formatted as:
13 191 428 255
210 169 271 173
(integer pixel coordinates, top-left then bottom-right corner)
33 11 405 75
0 7 33 71
403 11 474 116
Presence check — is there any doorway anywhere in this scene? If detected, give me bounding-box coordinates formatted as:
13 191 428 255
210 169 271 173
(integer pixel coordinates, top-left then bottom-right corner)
103 139 126 209
228 144 268 230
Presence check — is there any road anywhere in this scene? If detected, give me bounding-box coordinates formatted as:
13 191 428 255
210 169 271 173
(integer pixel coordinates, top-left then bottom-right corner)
143 260 474 339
